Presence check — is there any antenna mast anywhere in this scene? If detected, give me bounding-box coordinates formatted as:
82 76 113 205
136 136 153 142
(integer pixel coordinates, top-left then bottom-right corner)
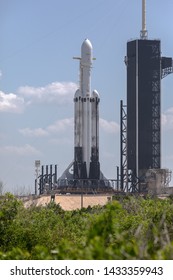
140 0 148 39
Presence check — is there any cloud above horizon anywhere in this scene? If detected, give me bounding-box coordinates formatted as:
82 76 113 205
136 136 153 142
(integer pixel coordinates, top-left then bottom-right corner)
0 90 24 113
18 81 77 105
19 117 119 138
162 108 173 130
100 118 119 134
0 81 77 113
19 118 74 137
0 144 41 156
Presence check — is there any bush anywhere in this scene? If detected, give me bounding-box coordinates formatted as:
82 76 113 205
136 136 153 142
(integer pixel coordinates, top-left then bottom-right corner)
0 194 173 259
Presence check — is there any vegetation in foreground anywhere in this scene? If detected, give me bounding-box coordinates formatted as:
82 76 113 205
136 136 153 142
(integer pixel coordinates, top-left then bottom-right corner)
0 193 173 259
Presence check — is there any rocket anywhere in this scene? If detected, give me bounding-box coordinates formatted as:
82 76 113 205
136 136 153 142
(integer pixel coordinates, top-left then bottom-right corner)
73 39 100 180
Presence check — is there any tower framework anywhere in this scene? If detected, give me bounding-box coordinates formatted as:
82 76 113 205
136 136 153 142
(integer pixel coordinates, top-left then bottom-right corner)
121 39 173 192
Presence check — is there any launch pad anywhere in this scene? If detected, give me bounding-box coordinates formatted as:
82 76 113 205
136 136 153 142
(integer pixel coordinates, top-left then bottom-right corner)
35 163 119 195
35 1 173 197
35 39 111 195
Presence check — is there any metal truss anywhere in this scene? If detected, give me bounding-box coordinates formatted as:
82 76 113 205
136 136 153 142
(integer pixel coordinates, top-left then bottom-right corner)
151 43 161 169
120 100 129 191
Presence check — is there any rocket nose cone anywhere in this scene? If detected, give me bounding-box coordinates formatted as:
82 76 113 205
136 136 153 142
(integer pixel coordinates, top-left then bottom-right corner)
82 39 92 52
92 90 100 99
81 39 93 64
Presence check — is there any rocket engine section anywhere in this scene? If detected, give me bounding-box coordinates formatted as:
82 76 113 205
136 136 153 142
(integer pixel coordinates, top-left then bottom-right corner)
73 39 100 180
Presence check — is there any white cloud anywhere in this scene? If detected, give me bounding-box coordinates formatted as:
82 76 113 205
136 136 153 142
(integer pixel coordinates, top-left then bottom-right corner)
47 118 73 133
19 118 73 138
0 90 24 113
166 107 173 114
18 82 77 105
0 144 41 156
161 113 167 126
0 81 77 114
100 118 119 134
19 117 119 138
0 70 2 79
162 108 173 130
19 127 49 137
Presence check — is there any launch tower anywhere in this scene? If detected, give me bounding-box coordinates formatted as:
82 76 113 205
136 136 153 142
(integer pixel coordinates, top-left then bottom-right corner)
121 0 173 192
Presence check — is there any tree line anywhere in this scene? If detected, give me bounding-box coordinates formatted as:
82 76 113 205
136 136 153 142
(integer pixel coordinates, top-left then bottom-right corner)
0 193 173 259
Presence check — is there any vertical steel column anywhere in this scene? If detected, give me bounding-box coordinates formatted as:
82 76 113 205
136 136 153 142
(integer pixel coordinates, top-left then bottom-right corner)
120 100 128 191
50 164 52 190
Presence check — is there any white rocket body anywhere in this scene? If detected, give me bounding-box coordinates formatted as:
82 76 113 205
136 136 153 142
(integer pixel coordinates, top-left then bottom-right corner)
74 39 100 179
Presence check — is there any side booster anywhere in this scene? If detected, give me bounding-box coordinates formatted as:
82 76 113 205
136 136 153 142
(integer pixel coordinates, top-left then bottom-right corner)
73 39 100 180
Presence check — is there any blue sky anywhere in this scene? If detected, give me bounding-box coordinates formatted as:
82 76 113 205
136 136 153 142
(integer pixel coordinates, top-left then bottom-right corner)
0 0 173 193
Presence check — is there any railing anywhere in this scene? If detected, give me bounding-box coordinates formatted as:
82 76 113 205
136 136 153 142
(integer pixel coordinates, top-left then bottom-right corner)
38 178 123 195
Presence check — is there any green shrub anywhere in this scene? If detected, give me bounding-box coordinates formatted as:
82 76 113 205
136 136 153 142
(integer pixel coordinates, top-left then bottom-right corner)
0 194 173 259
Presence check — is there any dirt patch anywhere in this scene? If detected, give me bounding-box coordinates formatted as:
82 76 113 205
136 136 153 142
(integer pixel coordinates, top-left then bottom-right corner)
24 194 112 210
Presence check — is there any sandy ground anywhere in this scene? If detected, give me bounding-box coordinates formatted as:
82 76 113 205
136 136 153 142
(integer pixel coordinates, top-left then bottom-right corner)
23 194 112 211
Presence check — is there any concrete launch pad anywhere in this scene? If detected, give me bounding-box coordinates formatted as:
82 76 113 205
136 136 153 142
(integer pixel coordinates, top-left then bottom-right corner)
23 194 113 211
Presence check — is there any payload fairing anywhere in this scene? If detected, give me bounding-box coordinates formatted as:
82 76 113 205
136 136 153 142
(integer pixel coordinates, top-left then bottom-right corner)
73 39 100 180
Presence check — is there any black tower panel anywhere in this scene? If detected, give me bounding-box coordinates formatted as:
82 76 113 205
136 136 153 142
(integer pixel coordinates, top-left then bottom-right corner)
127 39 161 174
127 40 137 170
